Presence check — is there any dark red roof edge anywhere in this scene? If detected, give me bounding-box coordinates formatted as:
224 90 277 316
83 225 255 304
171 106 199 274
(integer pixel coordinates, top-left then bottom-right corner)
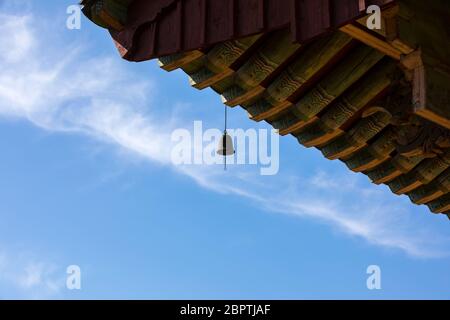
109 0 395 62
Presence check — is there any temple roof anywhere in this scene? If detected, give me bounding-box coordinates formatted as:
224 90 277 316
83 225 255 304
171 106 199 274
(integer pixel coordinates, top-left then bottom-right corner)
81 0 450 220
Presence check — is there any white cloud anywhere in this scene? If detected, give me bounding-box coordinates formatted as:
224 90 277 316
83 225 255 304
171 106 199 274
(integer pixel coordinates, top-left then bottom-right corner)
180 165 450 258
0 250 64 299
0 10 449 263
0 12 171 162
0 14 34 63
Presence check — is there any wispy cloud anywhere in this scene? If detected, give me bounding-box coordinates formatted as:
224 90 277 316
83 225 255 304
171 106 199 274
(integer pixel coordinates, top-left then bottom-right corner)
0 249 64 299
180 166 450 258
0 10 449 262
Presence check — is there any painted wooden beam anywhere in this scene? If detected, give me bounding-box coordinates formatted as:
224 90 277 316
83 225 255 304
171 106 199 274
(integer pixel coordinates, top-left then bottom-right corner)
355 4 415 55
158 50 204 71
344 149 390 173
245 32 353 121
427 193 450 214
340 24 404 60
408 168 450 205
397 0 450 129
388 149 450 195
366 154 424 184
220 30 301 107
320 111 391 160
343 126 397 172
295 61 395 147
272 47 385 136
188 34 263 89
411 57 450 130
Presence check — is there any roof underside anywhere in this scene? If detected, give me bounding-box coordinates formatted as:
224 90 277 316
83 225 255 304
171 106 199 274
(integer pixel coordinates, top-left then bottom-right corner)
81 0 450 219
158 29 450 218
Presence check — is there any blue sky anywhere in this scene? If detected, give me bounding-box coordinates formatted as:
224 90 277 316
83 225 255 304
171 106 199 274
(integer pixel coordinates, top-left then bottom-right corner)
0 0 449 299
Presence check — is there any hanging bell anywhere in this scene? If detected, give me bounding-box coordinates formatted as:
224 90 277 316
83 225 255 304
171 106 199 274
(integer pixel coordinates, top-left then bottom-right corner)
217 131 235 156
